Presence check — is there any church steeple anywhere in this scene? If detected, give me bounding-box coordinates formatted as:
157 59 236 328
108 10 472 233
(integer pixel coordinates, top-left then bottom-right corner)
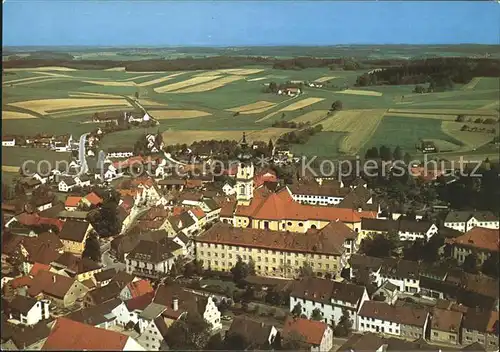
236 132 254 206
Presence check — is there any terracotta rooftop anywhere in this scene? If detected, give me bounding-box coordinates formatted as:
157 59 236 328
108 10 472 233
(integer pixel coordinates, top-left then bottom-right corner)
196 221 353 256
282 316 328 346
153 284 208 320
83 192 103 206
27 270 77 299
64 196 82 208
29 263 51 277
58 220 90 243
446 227 499 252
234 187 375 223
42 317 131 350
125 279 154 299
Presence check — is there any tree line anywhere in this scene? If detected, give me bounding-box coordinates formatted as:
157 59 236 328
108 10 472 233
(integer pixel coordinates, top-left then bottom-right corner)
355 57 500 89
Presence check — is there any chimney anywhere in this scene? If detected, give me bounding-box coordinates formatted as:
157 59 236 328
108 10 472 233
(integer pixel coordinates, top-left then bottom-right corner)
52 276 56 283
172 296 179 311
358 207 362 213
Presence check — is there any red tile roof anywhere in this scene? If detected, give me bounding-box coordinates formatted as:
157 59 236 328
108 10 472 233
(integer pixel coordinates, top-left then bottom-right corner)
10 276 32 289
42 317 130 350
125 292 155 311
446 227 499 252
253 170 277 188
235 187 375 223
16 213 64 231
64 196 82 208
173 206 205 219
126 279 154 299
29 263 51 277
27 270 77 299
186 179 203 189
84 192 103 206
282 316 328 346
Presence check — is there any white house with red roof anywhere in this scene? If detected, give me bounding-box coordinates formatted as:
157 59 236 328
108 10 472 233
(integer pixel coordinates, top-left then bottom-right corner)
282 316 333 352
446 226 500 265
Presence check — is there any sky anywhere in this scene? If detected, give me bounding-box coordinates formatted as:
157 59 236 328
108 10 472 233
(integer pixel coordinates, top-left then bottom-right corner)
3 1 500 47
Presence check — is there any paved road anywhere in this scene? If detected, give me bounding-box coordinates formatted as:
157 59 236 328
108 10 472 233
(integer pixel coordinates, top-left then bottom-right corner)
77 133 90 175
163 151 187 166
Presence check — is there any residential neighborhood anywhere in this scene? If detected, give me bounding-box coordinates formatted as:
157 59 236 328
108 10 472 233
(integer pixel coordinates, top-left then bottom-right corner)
1 128 499 352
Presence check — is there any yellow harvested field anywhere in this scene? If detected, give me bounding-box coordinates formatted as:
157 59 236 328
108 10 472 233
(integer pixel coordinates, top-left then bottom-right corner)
154 76 221 93
279 97 325 112
241 106 278 114
291 110 329 124
84 80 136 87
2 166 20 173
161 128 291 145
105 67 126 71
121 74 155 82
337 89 383 97
137 99 167 107
9 98 131 115
31 71 71 78
247 76 268 82
227 101 275 113
3 75 48 85
442 121 495 149
2 111 38 119
462 77 482 90
137 72 186 87
314 76 337 83
173 75 244 93
150 110 211 119
4 66 76 72
319 109 386 154
214 68 265 75
388 108 498 117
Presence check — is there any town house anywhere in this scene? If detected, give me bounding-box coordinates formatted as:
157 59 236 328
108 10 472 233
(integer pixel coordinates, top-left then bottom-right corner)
446 227 499 265
26 270 89 308
125 237 182 280
430 307 463 346
57 220 93 256
444 211 499 233
361 218 438 242
289 277 369 326
462 309 499 350
287 181 351 206
57 176 78 192
282 316 333 352
107 147 134 159
226 316 278 349
50 252 103 282
372 259 421 294
4 295 51 326
357 301 429 340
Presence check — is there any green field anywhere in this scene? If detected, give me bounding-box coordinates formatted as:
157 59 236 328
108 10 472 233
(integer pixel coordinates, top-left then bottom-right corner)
290 132 347 158
363 116 464 153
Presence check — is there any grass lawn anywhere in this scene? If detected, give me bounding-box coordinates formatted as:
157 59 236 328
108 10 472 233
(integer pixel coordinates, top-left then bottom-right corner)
364 116 463 154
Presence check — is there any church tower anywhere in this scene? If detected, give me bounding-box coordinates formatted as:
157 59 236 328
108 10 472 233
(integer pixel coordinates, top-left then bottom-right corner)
236 132 254 206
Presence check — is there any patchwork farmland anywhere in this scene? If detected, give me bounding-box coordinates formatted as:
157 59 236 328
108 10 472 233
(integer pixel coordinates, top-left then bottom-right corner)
2 61 499 173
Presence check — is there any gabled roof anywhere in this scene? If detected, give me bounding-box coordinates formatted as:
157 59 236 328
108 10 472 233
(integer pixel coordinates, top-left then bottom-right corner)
446 227 499 252
29 263 51 276
94 268 117 283
27 270 77 299
359 301 428 327
83 192 103 206
445 211 498 223
86 281 122 305
125 292 155 312
58 220 90 243
3 321 51 349
282 316 328 346
64 196 82 208
42 317 131 350
153 284 208 320
234 187 375 223
431 307 463 333
58 176 77 186
125 279 154 299
196 222 352 256
169 211 196 232
127 237 180 264
6 295 39 315
51 252 101 274
65 298 123 327
290 277 366 305
227 316 274 348
337 333 384 352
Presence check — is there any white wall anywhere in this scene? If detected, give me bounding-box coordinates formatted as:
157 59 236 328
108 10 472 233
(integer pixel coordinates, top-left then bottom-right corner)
358 314 401 336
291 194 344 206
123 337 146 351
203 297 222 330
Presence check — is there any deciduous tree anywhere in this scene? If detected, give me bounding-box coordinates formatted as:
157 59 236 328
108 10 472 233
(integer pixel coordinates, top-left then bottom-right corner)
310 308 323 321
462 253 479 274
82 232 101 263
